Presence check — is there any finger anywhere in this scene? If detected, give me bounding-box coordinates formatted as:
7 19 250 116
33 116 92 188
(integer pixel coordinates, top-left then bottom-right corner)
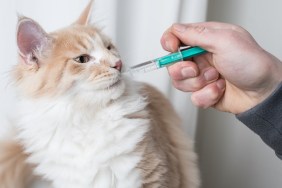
188 22 246 33
161 22 219 52
161 22 247 53
160 30 180 52
170 23 218 51
191 79 226 108
163 22 236 53
167 52 214 81
167 61 199 80
172 67 219 92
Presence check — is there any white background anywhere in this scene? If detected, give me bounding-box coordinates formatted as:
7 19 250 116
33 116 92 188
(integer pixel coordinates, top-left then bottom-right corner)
0 0 281 187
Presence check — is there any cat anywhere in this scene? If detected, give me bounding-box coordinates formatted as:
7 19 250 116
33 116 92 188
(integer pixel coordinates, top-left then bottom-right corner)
0 1 200 188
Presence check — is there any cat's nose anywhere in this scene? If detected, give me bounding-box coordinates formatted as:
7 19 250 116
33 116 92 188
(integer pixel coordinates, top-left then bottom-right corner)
112 60 122 72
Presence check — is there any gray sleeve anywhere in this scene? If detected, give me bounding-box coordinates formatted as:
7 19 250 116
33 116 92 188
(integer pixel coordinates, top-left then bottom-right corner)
236 82 282 159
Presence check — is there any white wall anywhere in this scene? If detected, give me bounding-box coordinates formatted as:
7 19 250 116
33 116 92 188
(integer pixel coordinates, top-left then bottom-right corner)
2 0 281 187
196 0 282 187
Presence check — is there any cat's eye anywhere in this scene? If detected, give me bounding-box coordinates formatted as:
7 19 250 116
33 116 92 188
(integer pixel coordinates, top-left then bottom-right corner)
74 54 91 63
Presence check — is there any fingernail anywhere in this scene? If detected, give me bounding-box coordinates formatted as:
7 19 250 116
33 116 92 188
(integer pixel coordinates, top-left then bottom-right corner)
204 69 218 81
163 34 173 51
181 67 197 78
216 79 226 90
173 24 186 32
165 40 172 51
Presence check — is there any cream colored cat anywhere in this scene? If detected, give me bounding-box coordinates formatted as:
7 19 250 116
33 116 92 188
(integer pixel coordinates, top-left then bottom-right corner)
0 1 200 188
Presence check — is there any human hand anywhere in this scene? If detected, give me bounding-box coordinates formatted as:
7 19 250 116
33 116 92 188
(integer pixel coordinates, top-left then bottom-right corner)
161 22 282 114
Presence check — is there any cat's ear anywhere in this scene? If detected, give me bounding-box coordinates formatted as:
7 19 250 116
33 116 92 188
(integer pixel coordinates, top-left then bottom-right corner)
75 0 94 25
16 17 50 69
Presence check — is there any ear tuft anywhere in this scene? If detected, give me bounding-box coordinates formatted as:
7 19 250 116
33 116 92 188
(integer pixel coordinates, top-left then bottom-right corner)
17 17 50 66
76 0 94 25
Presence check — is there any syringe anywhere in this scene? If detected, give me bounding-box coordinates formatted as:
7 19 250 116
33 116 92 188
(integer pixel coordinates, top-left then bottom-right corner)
127 46 207 75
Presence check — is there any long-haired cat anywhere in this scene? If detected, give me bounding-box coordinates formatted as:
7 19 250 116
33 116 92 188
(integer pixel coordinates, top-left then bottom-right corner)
0 1 200 187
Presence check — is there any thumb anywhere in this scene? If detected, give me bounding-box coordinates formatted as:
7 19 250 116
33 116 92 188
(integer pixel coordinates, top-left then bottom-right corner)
170 23 219 52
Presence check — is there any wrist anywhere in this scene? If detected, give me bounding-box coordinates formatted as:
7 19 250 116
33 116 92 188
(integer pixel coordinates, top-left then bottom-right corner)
246 55 282 112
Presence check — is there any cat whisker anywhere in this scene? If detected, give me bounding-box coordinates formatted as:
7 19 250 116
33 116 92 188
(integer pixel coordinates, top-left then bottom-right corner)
0 69 15 90
93 17 108 27
0 69 13 78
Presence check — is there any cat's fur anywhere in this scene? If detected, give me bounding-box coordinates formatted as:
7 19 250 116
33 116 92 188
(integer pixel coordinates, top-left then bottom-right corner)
0 1 200 188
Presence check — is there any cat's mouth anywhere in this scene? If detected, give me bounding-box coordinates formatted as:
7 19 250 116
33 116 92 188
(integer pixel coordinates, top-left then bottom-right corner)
112 60 122 72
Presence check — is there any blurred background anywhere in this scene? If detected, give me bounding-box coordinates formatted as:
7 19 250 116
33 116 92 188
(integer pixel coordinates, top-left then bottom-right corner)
0 0 281 187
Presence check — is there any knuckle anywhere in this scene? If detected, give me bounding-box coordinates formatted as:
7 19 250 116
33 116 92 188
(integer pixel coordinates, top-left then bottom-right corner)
193 25 208 34
231 24 247 33
206 82 225 103
191 94 208 108
173 80 194 92
172 76 209 92
207 86 220 101
225 29 237 38
191 98 201 108
190 78 206 91
191 83 222 109
172 80 185 91
224 26 247 41
168 67 182 80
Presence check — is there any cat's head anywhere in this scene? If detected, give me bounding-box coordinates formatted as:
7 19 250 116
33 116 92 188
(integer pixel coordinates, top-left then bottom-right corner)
14 1 125 103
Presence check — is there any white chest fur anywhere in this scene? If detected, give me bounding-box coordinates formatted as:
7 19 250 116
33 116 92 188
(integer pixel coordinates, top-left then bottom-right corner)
16 92 149 188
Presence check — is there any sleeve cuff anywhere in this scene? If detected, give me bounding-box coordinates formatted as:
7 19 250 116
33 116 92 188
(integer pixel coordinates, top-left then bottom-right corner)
236 82 282 159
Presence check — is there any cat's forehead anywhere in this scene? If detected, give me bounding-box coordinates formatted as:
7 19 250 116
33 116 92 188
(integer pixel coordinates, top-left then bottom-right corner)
51 25 108 52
